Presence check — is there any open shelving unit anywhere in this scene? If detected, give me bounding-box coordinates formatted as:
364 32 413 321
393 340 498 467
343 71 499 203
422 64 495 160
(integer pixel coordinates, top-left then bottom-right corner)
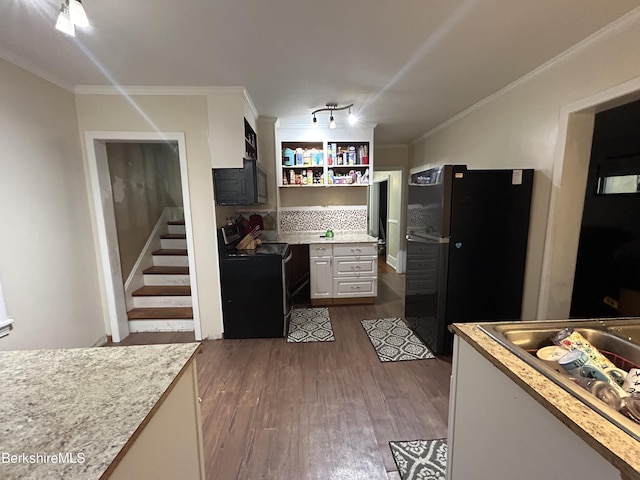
279 140 372 187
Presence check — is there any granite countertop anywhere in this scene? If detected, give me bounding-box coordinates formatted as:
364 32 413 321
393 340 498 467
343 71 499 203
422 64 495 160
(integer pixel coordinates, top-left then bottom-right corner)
0 342 201 480
277 231 378 245
451 323 640 479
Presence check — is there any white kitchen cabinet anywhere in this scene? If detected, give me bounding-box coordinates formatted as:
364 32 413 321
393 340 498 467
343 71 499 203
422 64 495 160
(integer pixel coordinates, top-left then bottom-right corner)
310 244 333 300
276 124 375 188
207 88 258 168
310 257 333 300
310 242 377 304
447 336 621 480
333 242 377 301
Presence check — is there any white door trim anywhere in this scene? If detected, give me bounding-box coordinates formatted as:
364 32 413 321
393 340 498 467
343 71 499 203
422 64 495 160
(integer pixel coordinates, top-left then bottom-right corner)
537 76 640 319
85 131 202 342
373 166 407 273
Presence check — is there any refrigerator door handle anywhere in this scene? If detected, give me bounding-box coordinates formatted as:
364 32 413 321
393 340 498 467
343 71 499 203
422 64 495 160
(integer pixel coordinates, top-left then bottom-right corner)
406 234 450 244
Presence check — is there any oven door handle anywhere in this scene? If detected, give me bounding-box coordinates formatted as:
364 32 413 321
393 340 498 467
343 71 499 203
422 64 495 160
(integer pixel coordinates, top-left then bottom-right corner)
283 251 293 263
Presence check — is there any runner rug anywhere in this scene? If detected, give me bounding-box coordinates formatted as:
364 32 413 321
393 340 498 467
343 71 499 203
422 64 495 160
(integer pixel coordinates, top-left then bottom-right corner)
286 307 335 343
360 317 435 362
389 438 447 480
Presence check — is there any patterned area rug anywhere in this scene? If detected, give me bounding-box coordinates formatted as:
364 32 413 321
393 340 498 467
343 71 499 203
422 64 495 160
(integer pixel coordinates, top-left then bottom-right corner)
389 439 447 480
360 317 435 362
287 308 335 343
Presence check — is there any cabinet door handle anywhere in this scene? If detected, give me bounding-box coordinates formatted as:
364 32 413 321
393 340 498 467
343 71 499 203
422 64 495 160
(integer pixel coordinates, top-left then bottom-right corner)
350 285 361 290
351 248 362 253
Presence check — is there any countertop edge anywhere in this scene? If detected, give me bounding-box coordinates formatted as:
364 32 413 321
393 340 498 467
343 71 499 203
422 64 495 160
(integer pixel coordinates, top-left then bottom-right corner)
277 231 378 245
99 342 202 479
451 323 640 479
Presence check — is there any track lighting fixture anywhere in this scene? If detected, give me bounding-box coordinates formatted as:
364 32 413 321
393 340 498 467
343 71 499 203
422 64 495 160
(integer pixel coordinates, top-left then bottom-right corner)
311 103 356 129
56 0 89 36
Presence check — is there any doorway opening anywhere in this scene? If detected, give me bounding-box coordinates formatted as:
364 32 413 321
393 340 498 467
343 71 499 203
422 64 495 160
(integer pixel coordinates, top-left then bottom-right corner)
538 76 640 320
369 168 405 273
85 132 202 343
570 99 640 318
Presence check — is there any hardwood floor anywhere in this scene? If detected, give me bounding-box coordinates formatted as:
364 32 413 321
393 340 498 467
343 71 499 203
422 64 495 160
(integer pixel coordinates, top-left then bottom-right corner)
112 264 452 479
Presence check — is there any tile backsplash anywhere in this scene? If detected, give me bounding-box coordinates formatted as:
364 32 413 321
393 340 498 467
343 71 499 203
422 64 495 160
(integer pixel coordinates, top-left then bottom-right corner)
279 206 367 232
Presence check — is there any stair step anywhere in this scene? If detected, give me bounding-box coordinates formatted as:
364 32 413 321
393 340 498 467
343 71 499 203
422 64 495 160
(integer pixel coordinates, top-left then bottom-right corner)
160 233 186 239
127 307 193 320
143 266 189 275
132 286 191 296
153 249 188 256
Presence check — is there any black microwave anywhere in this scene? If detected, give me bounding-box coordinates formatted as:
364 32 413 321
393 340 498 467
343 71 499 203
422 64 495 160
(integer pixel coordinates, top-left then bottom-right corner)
213 159 267 205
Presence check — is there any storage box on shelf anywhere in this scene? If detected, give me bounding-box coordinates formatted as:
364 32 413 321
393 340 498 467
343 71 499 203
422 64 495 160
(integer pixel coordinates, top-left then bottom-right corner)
279 140 372 187
309 242 377 305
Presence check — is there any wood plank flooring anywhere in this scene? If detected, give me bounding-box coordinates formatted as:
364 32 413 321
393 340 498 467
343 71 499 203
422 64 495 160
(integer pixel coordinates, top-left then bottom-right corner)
111 262 452 480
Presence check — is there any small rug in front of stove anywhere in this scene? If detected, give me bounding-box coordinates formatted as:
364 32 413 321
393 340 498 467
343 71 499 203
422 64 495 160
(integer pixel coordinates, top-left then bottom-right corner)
389 438 447 480
360 317 435 362
286 307 335 343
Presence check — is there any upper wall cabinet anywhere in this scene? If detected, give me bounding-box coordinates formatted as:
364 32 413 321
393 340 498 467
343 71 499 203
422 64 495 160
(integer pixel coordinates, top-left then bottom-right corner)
207 88 258 169
276 122 375 187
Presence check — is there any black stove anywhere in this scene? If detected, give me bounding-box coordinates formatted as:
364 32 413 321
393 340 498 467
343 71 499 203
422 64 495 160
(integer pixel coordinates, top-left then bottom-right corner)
217 225 292 338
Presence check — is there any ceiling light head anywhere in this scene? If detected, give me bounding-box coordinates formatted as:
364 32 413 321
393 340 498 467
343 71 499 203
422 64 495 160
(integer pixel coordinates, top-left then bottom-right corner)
312 114 317 126
329 115 336 129
55 1 75 36
70 0 89 28
348 107 358 126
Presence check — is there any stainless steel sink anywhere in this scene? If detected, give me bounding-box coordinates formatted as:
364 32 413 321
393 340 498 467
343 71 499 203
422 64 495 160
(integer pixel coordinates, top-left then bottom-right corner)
478 318 640 441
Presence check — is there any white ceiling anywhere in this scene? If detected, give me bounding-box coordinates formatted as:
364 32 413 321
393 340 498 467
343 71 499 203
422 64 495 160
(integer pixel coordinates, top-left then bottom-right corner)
2 0 639 144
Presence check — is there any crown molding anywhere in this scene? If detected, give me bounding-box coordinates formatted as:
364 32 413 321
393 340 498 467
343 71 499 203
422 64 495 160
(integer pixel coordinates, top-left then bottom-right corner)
74 84 260 118
412 5 640 145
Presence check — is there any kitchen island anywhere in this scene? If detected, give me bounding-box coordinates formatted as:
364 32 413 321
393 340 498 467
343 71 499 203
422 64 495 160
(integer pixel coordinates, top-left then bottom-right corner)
448 323 640 480
0 342 204 480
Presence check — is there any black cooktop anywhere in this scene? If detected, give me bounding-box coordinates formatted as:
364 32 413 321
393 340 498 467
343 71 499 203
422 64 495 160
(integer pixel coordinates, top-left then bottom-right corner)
227 242 289 257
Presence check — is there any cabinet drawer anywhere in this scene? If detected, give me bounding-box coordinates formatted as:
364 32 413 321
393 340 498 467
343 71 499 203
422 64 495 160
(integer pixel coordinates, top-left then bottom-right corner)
333 277 378 298
333 256 377 277
333 243 377 257
333 277 377 298
309 244 333 258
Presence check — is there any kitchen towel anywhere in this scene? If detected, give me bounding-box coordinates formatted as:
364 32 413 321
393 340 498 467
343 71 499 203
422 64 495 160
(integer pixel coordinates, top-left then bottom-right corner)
361 317 435 362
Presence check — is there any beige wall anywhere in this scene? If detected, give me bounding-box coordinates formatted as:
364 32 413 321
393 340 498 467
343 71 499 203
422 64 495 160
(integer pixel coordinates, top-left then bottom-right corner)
0 59 105 350
75 94 224 339
410 11 640 320
374 144 409 168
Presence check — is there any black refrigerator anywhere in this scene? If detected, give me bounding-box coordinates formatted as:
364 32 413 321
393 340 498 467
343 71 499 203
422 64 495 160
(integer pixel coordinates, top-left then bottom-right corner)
404 165 534 354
